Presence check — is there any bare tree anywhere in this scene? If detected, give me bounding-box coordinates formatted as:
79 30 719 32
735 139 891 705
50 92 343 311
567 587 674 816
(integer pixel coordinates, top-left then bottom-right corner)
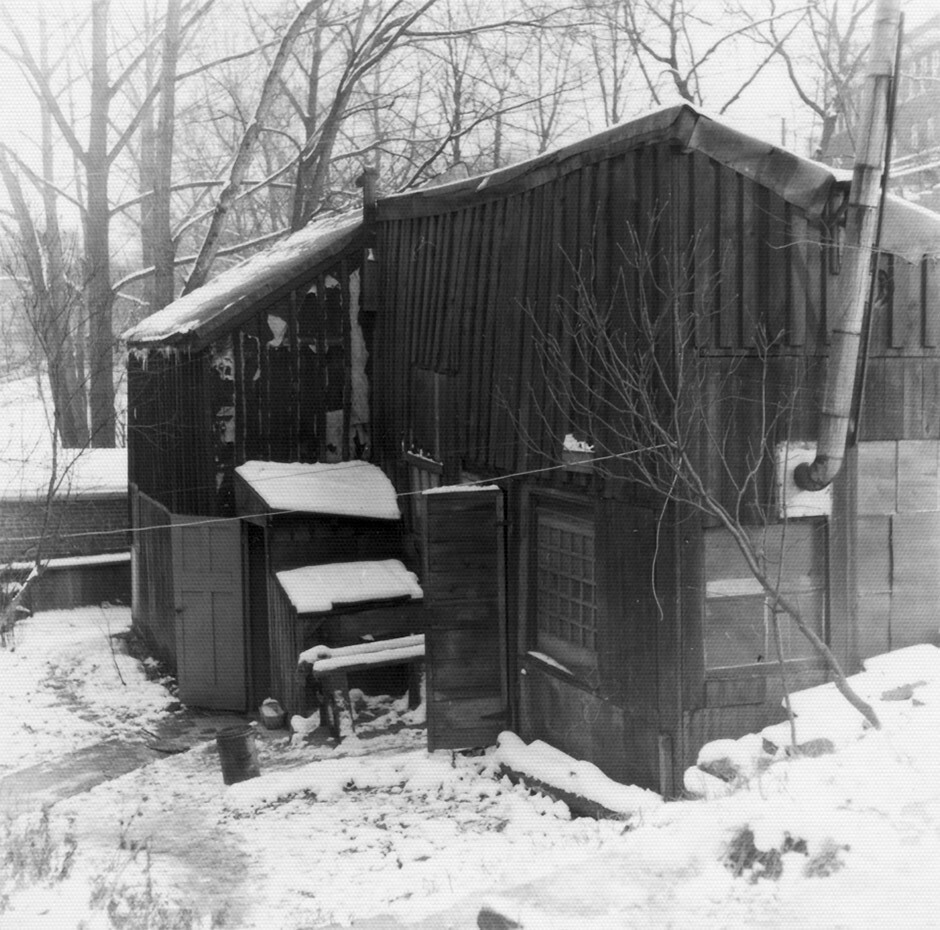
521 226 880 731
741 0 875 161
594 0 802 112
0 0 213 445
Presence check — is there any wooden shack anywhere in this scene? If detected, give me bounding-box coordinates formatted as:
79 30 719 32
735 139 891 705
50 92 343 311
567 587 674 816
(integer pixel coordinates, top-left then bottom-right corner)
365 104 940 793
124 215 370 708
125 104 940 791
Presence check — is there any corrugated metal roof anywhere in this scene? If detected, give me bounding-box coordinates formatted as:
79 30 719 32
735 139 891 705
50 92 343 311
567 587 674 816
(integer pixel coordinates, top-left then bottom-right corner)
123 214 362 348
379 103 940 263
126 104 940 352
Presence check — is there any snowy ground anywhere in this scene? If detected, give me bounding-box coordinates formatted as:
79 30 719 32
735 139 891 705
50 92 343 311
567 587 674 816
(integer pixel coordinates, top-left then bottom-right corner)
2 607 940 929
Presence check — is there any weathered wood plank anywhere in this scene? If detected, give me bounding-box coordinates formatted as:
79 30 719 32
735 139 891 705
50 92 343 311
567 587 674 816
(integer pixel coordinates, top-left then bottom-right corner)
693 152 718 347
766 192 788 348
856 515 892 593
903 358 926 440
787 209 807 347
857 592 891 661
891 511 940 648
897 439 939 512
923 359 940 440
718 166 740 348
741 185 762 348
855 441 897 515
892 255 920 350
925 257 940 348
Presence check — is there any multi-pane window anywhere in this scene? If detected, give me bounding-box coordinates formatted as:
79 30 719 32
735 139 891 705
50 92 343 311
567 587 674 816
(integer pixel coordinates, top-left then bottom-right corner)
535 510 597 659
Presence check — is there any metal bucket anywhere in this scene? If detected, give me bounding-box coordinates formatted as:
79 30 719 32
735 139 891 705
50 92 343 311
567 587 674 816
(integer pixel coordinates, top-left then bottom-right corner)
216 725 261 785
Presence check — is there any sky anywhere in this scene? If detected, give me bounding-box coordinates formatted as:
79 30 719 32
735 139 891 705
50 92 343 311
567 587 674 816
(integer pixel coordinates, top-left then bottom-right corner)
1 0 939 234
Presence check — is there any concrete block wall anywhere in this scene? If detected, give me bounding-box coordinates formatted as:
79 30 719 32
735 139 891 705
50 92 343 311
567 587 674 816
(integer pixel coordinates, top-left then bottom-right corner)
856 440 940 658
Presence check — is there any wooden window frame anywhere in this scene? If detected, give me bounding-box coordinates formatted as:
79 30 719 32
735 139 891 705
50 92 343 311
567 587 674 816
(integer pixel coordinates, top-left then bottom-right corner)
703 520 829 677
520 487 599 687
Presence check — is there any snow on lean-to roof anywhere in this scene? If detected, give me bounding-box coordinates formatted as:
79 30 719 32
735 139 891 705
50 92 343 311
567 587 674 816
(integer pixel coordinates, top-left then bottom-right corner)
0 448 127 501
276 559 422 614
122 214 361 348
234 460 401 520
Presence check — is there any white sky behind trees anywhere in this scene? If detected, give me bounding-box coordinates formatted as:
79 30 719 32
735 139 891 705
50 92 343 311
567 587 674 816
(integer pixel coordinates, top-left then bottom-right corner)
0 0 938 267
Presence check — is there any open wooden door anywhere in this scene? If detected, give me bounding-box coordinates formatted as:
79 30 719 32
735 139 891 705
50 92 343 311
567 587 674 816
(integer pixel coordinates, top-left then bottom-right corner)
422 487 507 750
172 515 246 710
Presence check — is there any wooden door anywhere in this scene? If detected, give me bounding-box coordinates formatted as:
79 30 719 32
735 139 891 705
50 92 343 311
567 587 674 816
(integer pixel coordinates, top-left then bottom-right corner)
172 515 246 710
422 487 508 750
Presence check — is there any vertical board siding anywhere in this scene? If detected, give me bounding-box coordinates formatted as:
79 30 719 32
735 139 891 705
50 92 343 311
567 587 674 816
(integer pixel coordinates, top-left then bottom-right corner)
373 140 940 480
128 258 363 520
131 489 176 666
268 576 307 715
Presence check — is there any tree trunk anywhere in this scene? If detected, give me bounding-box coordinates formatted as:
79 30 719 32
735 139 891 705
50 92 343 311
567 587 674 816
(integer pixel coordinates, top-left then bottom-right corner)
85 0 115 447
39 13 89 448
152 0 182 310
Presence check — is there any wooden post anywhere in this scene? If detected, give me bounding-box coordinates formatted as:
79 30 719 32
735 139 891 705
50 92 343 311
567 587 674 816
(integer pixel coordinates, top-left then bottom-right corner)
357 167 379 226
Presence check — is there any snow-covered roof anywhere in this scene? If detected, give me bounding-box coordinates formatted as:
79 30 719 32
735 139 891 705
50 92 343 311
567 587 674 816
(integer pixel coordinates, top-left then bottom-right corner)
123 214 362 349
276 559 422 614
0 448 127 502
234 460 401 520
379 104 940 264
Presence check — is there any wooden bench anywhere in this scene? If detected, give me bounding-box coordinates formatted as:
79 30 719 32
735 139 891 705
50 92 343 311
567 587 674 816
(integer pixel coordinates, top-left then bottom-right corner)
297 634 425 738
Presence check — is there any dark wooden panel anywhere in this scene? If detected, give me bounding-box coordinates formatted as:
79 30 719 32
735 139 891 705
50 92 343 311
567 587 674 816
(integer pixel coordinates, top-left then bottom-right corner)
903 358 926 440
704 676 767 707
766 193 788 347
692 152 718 347
422 487 507 750
520 662 662 791
596 499 661 712
925 257 940 348
741 184 762 347
804 226 825 354
891 255 920 350
924 360 940 440
717 166 740 348
883 358 906 440
787 208 807 347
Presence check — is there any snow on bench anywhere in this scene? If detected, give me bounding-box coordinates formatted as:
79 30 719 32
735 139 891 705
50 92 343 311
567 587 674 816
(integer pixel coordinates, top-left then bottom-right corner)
298 635 426 739
298 633 425 669
494 731 663 822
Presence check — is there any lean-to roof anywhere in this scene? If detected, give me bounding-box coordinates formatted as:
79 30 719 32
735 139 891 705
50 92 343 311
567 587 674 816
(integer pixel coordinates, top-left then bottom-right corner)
123 214 362 349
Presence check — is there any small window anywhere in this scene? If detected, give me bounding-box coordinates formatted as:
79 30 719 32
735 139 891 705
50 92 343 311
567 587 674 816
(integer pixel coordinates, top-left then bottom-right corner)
704 523 826 670
533 506 598 677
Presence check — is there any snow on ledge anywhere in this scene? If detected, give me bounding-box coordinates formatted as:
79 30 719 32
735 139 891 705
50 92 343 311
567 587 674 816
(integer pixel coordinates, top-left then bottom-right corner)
494 731 662 819
276 559 422 615
310 643 425 676
3 551 130 572
235 460 401 520
422 483 501 494
299 634 424 668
